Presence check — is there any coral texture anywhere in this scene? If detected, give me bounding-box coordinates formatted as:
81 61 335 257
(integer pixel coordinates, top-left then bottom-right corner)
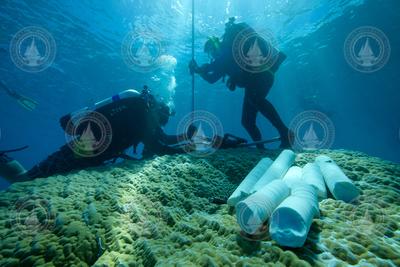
0 148 399 266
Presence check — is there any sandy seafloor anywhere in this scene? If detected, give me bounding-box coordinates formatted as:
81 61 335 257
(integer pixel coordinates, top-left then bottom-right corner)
0 148 399 267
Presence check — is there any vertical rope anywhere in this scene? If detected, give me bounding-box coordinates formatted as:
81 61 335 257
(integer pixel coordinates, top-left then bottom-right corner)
191 0 195 120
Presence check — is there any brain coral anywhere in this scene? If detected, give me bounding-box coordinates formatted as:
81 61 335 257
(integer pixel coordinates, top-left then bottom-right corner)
0 148 399 266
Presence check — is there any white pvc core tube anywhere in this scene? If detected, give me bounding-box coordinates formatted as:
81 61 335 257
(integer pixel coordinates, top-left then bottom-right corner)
302 163 327 200
227 157 273 206
253 150 296 190
315 155 359 203
269 184 319 248
282 166 303 189
236 179 290 235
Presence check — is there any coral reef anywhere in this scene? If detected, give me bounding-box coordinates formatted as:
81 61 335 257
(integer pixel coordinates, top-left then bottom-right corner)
0 148 399 266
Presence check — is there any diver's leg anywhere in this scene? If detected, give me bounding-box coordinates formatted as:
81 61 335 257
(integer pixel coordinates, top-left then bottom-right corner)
241 90 264 149
0 154 30 183
249 77 291 148
27 145 103 179
27 146 74 179
258 99 292 148
257 99 288 135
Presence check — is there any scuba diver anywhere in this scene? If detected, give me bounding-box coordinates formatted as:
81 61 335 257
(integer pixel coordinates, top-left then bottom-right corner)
0 88 195 183
189 18 292 149
0 80 38 111
0 87 251 183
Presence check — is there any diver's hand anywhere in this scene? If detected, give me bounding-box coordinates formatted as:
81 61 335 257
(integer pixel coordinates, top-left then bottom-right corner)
187 124 197 139
189 59 200 75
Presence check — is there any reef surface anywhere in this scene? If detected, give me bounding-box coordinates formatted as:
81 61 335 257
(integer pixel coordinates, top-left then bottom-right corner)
0 148 399 267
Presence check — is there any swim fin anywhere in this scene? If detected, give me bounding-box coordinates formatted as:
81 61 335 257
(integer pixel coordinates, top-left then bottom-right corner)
17 95 38 111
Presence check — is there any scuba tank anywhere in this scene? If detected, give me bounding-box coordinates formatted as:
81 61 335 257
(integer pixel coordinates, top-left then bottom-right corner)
93 89 141 109
60 89 143 133
222 17 250 47
222 17 287 75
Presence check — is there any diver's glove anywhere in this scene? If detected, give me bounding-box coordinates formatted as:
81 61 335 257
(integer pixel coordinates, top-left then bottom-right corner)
189 59 200 75
187 124 197 139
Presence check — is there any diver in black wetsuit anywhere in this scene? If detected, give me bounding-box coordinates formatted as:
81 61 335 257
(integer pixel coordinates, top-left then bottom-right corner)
189 18 292 149
0 88 196 182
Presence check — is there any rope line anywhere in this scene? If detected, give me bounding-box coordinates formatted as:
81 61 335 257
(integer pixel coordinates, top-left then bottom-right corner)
191 0 195 121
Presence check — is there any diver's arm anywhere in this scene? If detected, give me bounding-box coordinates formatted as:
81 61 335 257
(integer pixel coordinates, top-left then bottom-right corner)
190 60 224 84
143 125 197 157
198 63 224 84
159 133 182 145
155 144 185 155
156 125 197 146
143 138 184 158
156 127 183 145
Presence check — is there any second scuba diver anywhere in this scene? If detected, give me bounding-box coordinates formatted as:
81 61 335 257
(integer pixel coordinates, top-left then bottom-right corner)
0 88 195 182
189 18 292 149
0 87 248 183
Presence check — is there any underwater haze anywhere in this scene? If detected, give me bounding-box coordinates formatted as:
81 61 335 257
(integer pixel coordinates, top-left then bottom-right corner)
1 1 399 186
0 0 400 266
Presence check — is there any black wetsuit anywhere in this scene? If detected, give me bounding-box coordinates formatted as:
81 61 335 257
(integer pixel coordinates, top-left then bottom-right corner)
198 24 290 147
27 95 182 179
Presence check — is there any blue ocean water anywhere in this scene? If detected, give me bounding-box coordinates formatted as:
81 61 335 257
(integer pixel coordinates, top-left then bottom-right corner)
0 0 399 189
